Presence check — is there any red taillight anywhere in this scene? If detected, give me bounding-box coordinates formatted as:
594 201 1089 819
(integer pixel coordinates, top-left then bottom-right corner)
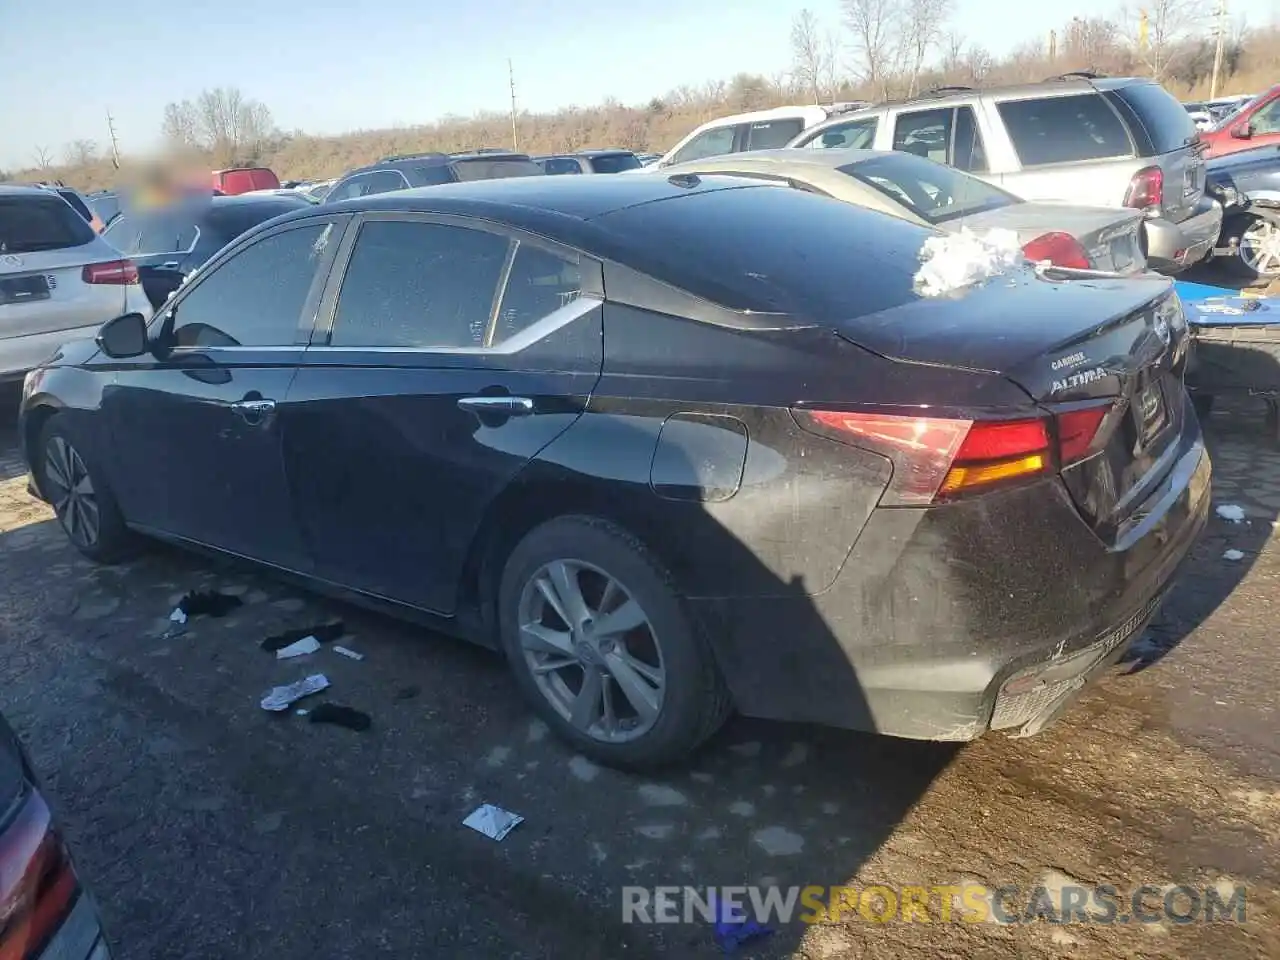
81 259 138 285
1124 166 1164 212
795 404 1116 502
0 791 79 960
1021 232 1090 270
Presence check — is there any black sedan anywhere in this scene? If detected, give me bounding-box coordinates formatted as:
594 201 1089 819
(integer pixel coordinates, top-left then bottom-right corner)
100 194 313 309
19 176 1210 767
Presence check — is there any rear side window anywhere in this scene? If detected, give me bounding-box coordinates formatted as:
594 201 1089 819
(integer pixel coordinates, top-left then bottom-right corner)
1110 83 1196 154
997 94 1131 166
171 223 332 348
494 243 583 343
331 220 509 348
450 158 543 181
0 196 95 253
745 119 805 150
589 153 642 174
542 158 584 175
669 126 737 165
841 153 1016 224
410 165 455 186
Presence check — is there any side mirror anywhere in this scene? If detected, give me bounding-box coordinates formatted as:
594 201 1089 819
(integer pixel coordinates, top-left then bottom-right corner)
95 312 149 359
1231 121 1253 140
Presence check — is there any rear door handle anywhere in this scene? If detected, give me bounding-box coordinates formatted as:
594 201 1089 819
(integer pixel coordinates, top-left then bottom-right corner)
457 396 534 416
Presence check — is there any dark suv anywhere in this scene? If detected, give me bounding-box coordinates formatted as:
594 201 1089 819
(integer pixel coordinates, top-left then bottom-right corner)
322 150 543 204
534 149 643 175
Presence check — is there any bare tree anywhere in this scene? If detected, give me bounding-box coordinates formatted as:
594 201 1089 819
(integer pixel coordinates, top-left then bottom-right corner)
791 8 829 102
33 146 52 170
63 139 99 167
843 0 900 99
898 0 954 96
1121 0 1203 79
1062 15 1122 72
161 87 275 166
823 29 843 100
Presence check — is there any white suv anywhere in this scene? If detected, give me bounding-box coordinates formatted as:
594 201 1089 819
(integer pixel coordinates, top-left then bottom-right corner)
0 186 151 382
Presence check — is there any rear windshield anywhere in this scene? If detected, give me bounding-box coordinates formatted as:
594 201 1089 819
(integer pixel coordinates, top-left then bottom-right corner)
590 153 642 174
0 195 96 253
840 153 1018 224
997 93 1132 166
1111 84 1198 154
594 184 928 320
450 158 544 181
56 189 94 223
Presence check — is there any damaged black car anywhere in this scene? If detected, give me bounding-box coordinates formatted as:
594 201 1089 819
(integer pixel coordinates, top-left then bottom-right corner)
19 175 1210 767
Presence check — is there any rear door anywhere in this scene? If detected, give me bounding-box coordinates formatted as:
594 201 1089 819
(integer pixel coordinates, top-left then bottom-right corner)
125 212 201 309
282 213 603 613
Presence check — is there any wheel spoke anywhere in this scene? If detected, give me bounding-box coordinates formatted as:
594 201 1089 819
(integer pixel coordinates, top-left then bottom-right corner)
598 577 622 614
73 474 93 495
520 622 574 656
601 678 619 734
44 446 69 491
606 651 660 723
570 666 605 730
78 495 100 541
64 495 81 542
592 598 646 638
531 655 579 675
547 560 590 625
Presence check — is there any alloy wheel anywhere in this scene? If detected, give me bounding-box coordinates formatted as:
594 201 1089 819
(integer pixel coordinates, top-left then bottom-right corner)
43 436 100 549
517 559 666 743
1239 218 1280 277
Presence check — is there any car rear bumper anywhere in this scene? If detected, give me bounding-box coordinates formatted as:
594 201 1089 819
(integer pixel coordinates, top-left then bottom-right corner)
692 423 1211 741
0 325 102 382
1144 197 1224 272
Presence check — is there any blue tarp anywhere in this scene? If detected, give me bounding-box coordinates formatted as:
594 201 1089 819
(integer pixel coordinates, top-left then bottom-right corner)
1174 280 1238 304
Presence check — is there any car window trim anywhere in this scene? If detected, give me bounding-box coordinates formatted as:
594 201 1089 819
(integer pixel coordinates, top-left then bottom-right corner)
309 209 604 353
154 214 353 350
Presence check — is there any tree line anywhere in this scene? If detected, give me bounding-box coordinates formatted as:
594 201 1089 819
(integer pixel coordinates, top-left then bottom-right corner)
4 2 1270 192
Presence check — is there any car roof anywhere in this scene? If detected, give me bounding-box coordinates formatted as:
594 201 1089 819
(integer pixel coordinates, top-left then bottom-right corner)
666 148 889 173
0 184 63 198
343 151 533 178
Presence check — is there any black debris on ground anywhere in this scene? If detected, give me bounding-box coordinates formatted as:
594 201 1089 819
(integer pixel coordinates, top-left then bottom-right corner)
307 703 372 731
177 589 243 619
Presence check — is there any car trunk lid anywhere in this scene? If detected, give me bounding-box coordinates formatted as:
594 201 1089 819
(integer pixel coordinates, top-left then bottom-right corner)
962 202 1146 273
833 272 1190 539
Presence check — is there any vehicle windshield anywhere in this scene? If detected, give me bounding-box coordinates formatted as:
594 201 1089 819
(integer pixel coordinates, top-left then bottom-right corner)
590 153 642 173
839 153 1018 224
0 195 95 253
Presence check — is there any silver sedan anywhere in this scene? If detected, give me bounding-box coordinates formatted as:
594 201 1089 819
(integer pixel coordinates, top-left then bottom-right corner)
660 148 1148 274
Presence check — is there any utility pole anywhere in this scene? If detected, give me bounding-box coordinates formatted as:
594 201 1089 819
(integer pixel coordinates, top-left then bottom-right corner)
106 109 121 170
507 59 519 151
1210 0 1228 100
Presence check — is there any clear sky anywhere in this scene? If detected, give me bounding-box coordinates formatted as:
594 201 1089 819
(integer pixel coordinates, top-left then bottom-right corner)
0 0 1273 169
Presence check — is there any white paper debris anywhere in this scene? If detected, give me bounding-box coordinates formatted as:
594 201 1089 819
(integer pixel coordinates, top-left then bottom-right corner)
169 607 188 624
295 708 309 716
1223 549 1245 561
275 635 321 659
913 227 1025 298
1216 504 1246 523
462 803 524 841
260 674 330 712
332 645 364 661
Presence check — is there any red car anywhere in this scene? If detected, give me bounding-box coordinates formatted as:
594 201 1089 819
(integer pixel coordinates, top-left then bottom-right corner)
1200 85 1280 158
210 167 281 195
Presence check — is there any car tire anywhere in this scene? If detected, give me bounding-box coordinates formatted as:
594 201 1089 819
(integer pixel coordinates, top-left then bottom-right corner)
37 418 136 564
1223 214 1280 281
498 515 732 769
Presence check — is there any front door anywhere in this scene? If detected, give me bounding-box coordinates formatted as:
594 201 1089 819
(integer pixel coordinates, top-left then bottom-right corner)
281 214 603 613
103 219 343 567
